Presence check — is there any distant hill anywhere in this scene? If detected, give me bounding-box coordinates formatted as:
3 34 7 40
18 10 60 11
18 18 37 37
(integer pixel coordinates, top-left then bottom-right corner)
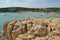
0 7 60 12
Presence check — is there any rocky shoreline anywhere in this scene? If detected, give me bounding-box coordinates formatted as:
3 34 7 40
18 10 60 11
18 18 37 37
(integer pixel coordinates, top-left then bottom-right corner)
2 18 60 40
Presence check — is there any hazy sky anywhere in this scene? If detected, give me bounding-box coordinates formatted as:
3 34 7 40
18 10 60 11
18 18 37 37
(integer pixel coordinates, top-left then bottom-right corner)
0 0 60 8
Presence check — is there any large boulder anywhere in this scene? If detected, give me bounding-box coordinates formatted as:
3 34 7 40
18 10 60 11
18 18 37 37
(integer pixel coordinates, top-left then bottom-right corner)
2 18 60 40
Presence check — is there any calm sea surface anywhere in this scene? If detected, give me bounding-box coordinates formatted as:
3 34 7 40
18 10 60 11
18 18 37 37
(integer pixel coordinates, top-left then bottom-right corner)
0 12 60 31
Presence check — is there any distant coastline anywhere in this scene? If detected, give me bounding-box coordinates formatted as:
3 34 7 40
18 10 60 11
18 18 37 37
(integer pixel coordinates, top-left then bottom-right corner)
0 7 60 14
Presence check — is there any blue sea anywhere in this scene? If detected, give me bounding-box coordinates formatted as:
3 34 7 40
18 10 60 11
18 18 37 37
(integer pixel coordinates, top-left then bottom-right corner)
0 12 60 31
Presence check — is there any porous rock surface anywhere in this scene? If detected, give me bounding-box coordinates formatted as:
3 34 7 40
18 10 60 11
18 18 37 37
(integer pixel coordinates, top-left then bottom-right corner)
2 18 60 40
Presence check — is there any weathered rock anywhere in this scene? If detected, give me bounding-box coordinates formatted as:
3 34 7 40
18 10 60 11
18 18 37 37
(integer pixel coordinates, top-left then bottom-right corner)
2 18 60 40
16 34 35 40
2 21 9 39
7 20 17 40
51 31 60 36
34 37 46 40
48 36 60 40
29 25 47 37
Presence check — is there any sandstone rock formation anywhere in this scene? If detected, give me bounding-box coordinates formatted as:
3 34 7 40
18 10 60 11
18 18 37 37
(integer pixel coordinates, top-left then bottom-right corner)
2 18 60 40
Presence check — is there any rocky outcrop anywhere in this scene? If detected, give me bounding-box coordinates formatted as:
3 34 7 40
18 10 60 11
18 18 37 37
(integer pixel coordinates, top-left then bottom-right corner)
48 36 60 40
2 18 60 40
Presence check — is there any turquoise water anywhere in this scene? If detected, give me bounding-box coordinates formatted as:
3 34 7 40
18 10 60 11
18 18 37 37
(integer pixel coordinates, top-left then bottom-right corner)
0 12 60 31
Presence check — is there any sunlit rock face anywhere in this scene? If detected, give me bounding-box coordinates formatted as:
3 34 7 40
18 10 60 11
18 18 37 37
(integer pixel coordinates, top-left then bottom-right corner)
2 18 60 40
